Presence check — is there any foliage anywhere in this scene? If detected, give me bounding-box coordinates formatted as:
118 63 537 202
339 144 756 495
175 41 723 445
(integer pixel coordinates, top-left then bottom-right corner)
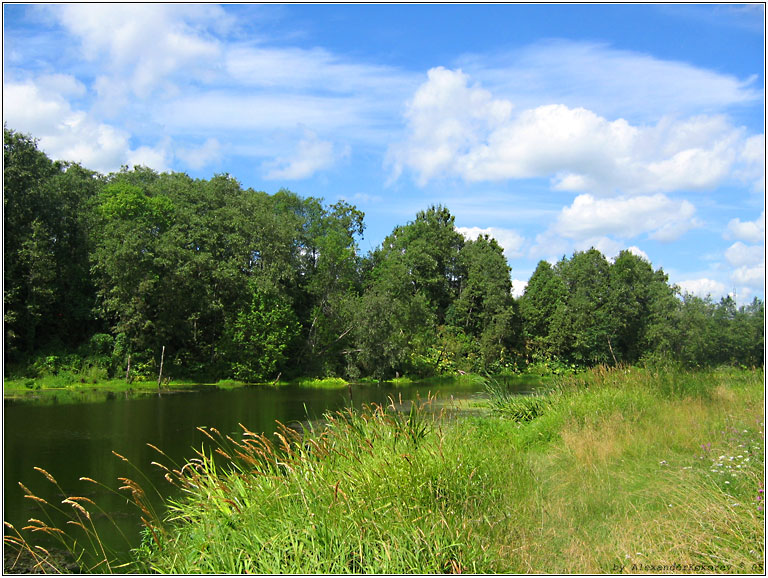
3 126 764 383
218 288 301 382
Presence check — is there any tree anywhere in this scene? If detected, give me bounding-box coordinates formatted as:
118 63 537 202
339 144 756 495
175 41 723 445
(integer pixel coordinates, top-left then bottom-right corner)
448 234 517 370
549 249 615 365
219 287 300 382
519 260 567 362
608 251 677 363
91 174 175 359
3 128 100 361
298 200 366 376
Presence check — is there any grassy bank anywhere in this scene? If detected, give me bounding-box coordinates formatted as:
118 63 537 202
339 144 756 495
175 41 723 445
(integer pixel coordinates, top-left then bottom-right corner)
3 371 487 402
5 366 764 573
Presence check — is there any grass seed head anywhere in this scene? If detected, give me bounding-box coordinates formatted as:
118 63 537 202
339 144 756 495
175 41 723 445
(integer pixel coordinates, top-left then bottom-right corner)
33 467 57 484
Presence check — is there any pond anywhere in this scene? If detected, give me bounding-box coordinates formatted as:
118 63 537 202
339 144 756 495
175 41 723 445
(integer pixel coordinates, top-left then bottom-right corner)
3 377 538 565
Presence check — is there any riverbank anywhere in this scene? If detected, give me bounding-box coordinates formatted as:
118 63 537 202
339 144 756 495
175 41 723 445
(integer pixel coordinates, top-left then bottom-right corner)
6 366 763 573
3 372 495 404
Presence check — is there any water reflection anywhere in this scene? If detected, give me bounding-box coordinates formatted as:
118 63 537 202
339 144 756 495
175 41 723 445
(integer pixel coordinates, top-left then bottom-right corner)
3 377 536 561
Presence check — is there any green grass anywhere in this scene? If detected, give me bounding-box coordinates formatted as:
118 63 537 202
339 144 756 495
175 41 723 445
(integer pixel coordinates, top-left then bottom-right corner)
294 377 349 388
5 365 764 574
486 365 765 572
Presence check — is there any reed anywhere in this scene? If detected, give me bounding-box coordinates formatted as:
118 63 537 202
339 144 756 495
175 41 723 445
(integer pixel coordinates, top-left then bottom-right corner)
5 365 763 574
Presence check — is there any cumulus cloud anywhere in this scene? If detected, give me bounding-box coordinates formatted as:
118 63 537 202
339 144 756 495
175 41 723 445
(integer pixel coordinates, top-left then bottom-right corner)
456 226 525 259
724 241 764 267
676 278 728 298
734 134 766 192
127 142 172 172
553 194 700 242
4 78 171 173
264 130 349 180
731 264 765 288
388 67 513 185
511 279 528 299
391 67 762 195
626 246 650 262
724 241 765 294
52 4 228 103
725 212 765 243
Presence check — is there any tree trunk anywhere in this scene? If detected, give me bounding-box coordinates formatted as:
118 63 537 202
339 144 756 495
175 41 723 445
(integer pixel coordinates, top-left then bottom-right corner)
157 346 165 388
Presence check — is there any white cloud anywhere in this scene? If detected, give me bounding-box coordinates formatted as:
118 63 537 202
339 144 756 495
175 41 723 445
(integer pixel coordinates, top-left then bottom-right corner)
52 4 228 103
574 236 624 259
388 67 513 185
391 67 761 195
456 226 525 258
626 246 650 262
264 130 348 180
529 231 571 265
736 134 766 192
127 142 171 172
724 241 765 294
225 45 414 95
676 278 728 298
724 241 764 268
159 92 369 134
176 138 223 171
34 73 87 98
462 40 761 122
731 264 765 288
553 194 699 242
3 78 168 173
511 279 528 299
725 212 765 243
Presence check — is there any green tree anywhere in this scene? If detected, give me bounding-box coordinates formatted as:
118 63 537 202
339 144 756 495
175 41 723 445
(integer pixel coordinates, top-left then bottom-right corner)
4 128 100 361
549 249 615 365
448 234 517 371
519 260 567 362
91 172 176 360
608 251 677 363
299 200 366 376
219 288 300 382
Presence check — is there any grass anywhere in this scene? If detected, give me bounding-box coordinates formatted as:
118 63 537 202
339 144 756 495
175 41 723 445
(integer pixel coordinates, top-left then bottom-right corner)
294 377 349 388
3 377 253 404
486 365 765 573
4 365 764 573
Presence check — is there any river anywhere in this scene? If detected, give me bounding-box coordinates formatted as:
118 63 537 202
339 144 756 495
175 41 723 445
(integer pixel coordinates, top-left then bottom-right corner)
3 377 536 566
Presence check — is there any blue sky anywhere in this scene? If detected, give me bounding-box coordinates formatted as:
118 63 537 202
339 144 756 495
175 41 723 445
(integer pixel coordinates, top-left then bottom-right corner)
3 3 765 302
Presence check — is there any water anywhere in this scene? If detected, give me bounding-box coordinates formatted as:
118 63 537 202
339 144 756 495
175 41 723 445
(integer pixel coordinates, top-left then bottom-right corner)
3 378 536 564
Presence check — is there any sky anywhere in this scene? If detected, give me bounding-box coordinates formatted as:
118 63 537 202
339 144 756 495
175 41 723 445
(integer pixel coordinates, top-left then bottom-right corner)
3 3 765 302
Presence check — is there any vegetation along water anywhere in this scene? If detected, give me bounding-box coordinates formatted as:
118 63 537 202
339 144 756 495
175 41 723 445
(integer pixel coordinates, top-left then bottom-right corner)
4 367 764 573
4 127 765 572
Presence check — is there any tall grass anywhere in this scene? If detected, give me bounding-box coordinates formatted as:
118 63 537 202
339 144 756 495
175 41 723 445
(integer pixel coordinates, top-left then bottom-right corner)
133 394 505 573
485 365 765 573
5 365 763 574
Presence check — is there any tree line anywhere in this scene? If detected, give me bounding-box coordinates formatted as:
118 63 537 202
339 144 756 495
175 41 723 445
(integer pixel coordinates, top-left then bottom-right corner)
4 127 764 382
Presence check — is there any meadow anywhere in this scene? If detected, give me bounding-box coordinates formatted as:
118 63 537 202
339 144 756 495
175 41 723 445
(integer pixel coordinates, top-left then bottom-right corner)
5 365 764 574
